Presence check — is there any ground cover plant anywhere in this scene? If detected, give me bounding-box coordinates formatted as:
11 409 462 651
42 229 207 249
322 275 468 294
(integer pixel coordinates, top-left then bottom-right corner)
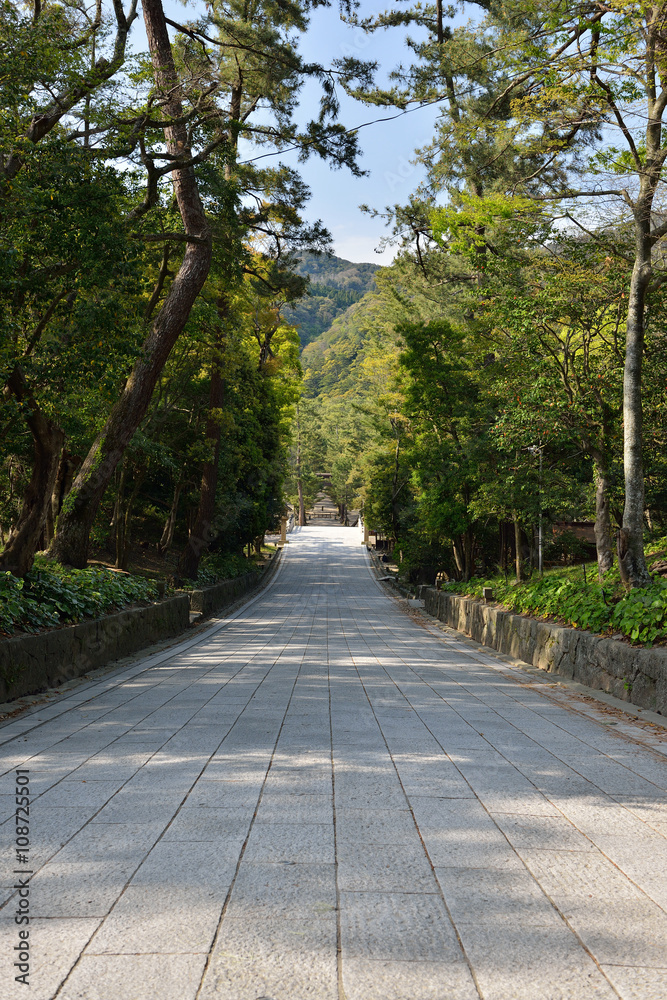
187 552 265 589
439 560 667 648
0 559 158 637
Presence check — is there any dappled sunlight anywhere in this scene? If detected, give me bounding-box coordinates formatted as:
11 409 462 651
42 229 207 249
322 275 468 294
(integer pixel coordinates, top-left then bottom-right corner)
1 526 665 1000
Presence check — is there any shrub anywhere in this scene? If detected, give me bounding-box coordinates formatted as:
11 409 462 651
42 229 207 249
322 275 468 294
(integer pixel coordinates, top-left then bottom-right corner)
439 566 667 647
191 552 260 588
0 560 158 637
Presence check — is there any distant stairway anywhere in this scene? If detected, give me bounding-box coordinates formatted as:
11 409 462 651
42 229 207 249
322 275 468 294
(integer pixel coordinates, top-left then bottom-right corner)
307 490 340 525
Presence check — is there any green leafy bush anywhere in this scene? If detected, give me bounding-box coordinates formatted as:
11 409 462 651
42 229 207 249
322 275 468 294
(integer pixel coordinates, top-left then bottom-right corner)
0 561 158 636
192 553 260 588
440 567 667 647
609 583 667 645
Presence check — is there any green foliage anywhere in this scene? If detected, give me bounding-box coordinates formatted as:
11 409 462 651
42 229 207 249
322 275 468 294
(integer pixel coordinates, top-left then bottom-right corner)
0 560 157 636
286 252 378 347
442 567 667 647
543 530 590 564
191 552 261 588
0 0 372 581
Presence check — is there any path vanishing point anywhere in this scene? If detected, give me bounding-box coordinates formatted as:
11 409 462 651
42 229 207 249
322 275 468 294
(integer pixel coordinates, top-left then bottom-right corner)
1 526 667 1000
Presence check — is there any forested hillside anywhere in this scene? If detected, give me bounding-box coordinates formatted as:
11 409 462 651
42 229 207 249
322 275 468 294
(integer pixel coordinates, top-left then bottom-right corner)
285 254 379 348
288 240 667 643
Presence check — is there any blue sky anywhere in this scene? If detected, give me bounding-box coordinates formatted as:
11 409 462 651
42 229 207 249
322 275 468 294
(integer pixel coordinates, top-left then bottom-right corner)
134 1 476 263
284 2 442 263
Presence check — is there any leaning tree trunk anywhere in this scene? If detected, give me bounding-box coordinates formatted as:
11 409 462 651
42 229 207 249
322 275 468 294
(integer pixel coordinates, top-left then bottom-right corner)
0 368 64 577
590 451 614 580
177 363 224 582
452 537 464 579
49 0 212 568
619 208 652 587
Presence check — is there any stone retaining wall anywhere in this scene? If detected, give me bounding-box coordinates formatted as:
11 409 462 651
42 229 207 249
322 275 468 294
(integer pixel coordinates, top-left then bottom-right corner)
0 595 190 704
187 571 262 616
423 588 667 715
1 552 282 705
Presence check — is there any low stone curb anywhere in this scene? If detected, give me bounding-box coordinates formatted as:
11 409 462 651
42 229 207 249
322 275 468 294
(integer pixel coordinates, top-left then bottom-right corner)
185 570 263 616
423 588 667 716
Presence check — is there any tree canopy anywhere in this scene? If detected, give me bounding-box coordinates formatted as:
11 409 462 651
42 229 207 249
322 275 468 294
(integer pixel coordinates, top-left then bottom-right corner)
4 0 667 632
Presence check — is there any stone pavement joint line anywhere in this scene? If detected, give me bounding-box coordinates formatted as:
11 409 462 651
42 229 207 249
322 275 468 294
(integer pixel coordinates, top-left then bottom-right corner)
1 526 667 1000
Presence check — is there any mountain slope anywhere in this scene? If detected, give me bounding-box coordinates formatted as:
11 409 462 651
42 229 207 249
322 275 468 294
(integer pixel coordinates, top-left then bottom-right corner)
284 253 380 348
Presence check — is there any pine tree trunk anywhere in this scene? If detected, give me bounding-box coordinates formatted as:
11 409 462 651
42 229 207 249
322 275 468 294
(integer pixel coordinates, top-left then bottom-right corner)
296 408 306 526
0 368 64 576
114 462 127 569
49 0 212 568
297 477 306 526
391 432 401 541
462 529 474 581
499 521 506 575
177 363 224 582
452 537 464 579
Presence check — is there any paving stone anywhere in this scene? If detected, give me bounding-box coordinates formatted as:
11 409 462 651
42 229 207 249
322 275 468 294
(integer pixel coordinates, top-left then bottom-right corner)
519 849 667 966
0 793 19 824
89 788 183 824
58 954 206 1000
28 859 140 917
600 966 667 1000
409 796 524 870
130 842 239 887
0 916 100 1000
337 842 436 892
35 779 124 810
257 790 333 823
87 884 225 953
332 775 408 809
161 806 251 843
243 822 335 864
49 821 163 868
183 779 262 809
220 908 337 955
435 866 560 926
339 891 462 962
1 526 666 1000
340 958 480 1000
454 923 618 999
68 751 154 782
197 925 339 1000
228 862 336 918
492 813 596 852
335 807 418 844
391 757 475 798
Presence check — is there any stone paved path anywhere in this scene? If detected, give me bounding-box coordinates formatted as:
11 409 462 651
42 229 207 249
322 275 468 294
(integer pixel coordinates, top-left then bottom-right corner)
2 526 667 1000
